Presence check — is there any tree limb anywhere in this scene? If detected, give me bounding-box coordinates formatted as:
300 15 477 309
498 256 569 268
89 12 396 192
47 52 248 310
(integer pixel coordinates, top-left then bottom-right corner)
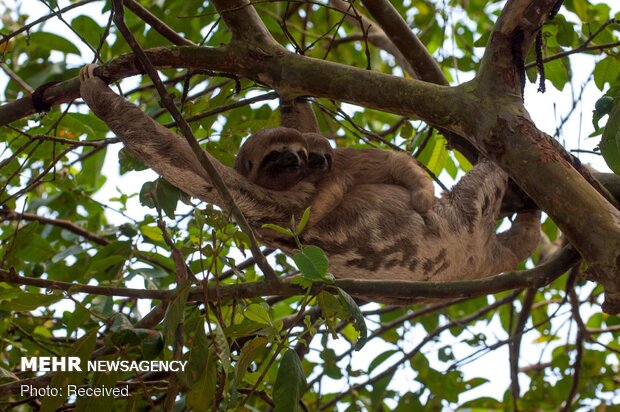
0 245 581 303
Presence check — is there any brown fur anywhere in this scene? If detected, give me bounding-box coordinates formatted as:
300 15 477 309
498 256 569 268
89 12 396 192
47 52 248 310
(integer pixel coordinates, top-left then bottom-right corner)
302 132 434 226
235 128 434 227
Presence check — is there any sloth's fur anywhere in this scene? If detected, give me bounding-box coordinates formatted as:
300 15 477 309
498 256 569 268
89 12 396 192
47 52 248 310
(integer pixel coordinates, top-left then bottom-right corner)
235 128 434 227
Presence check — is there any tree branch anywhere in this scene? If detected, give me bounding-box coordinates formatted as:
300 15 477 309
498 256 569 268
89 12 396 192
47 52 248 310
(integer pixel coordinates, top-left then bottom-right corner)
471 0 620 312
0 245 580 303
360 0 446 85
477 0 563 96
122 0 195 46
0 46 232 126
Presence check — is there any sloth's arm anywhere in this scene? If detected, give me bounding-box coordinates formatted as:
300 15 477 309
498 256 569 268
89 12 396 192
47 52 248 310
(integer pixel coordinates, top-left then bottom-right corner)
385 151 435 213
306 176 347 228
280 97 320 133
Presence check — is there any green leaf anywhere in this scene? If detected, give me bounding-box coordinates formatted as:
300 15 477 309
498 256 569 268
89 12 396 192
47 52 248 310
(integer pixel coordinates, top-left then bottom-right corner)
261 223 294 238
52 245 84 263
162 283 191 345
600 97 620 174
316 291 341 338
296 207 312 234
293 246 330 281
544 58 570 91
244 303 272 325
110 313 133 333
425 137 448 175
29 31 81 55
70 15 103 50
156 178 181 219
594 57 620 91
135 329 164 359
336 288 368 350
139 225 164 242
401 121 414 139
139 181 158 209
273 350 307 412
77 146 107 190
214 321 231 377
118 147 149 174
88 240 131 280
368 349 398 374
186 347 217 410
235 337 268 384
10 292 62 311
179 319 209 388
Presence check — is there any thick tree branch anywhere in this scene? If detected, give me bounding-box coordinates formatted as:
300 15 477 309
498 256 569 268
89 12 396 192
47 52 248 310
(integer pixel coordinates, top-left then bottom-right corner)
0 246 580 303
472 0 620 312
478 0 563 96
360 0 446 85
0 47 232 126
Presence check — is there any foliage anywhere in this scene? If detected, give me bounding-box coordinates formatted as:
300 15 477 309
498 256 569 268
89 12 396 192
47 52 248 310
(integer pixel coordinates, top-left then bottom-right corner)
0 0 619 410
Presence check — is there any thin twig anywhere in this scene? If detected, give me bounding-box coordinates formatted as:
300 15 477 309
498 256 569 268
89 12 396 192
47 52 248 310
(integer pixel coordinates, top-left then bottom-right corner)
509 288 537 411
0 63 34 94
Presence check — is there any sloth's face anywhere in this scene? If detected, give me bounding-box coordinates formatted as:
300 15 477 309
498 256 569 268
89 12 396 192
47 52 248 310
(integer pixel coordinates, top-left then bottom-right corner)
234 128 311 191
303 133 333 183
254 147 308 191
306 151 332 183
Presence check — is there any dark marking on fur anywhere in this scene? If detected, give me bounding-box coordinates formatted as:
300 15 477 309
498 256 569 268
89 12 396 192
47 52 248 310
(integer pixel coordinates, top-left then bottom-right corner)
422 248 447 275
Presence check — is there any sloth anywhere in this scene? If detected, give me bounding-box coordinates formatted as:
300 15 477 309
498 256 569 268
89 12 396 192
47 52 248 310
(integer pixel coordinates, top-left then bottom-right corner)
78 65 540 296
235 128 434 227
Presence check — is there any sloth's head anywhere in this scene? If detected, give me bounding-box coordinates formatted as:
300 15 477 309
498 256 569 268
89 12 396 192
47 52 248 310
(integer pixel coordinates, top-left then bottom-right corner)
235 127 309 191
303 133 333 183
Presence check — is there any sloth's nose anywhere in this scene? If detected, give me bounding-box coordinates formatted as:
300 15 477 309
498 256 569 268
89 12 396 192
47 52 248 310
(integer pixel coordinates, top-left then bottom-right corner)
279 151 300 166
308 153 326 168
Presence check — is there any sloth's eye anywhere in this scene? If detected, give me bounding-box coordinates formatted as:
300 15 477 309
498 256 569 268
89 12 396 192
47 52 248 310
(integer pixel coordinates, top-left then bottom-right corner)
263 151 282 162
